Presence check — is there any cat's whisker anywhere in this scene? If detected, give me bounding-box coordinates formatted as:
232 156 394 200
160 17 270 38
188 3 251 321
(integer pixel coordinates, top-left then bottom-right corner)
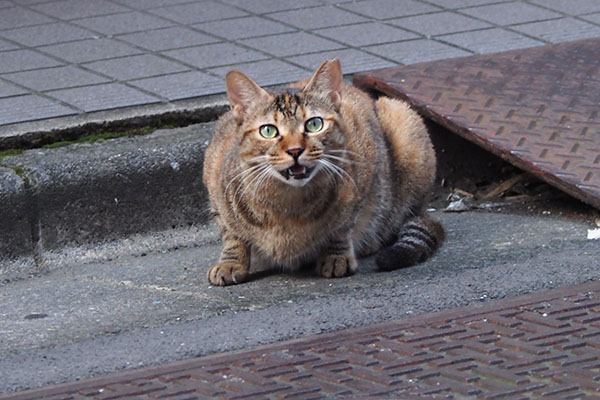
225 162 266 194
251 166 274 197
328 149 365 161
322 154 361 165
232 164 269 203
317 159 358 191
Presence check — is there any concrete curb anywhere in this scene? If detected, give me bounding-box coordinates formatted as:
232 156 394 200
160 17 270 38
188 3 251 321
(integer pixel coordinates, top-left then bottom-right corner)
0 122 215 283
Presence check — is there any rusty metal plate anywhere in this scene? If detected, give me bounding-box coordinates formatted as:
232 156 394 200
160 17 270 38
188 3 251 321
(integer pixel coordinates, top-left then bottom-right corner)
3 281 600 399
354 39 600 210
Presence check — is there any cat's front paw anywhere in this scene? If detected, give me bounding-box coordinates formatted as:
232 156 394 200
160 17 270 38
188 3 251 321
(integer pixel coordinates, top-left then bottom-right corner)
207 262 248 286
317 254 357 278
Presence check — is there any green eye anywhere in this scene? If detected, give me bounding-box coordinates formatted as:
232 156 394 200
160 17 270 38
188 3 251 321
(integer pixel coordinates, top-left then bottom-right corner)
305 117 323 133
259 124 278 138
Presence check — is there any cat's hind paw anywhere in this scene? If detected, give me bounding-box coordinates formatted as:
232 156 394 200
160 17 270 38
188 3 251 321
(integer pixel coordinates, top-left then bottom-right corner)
317 254 357 278
207 262 249 286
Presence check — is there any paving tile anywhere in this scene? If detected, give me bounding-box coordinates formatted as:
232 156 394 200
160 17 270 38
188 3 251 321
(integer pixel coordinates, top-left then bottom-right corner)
287 48 396 75
268 6 368 30
0 79 28 98
129 71 224 100
0 6 53 30
512 17 600 43
3 65 109 91
0 49 63 74
30 0 130 20
424 0 506 8
389 11 491 36
460 2 561 26
529 0 600 16
194 16 294 40
111 0 196 9
316 22 418 47
84 54 188 81
0 22 96 47
439 28 544 54
0 94 76 125
221 0 322 14
239 31 343 58
0 1 12 8
47 82 160 112
39 38 143 63
581 13 600 25
149 1 247 25
339 0 440 20
117 27 218 51
73 11 174 36
208 59 308 88
163 43 268 69
366 39 472 64
0 38 19 52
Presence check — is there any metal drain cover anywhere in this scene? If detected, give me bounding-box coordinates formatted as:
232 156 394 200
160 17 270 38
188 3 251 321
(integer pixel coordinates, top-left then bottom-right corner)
354 39 600 209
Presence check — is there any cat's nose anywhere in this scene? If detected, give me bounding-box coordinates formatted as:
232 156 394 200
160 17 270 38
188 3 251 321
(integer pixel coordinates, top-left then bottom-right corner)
286 147 304 161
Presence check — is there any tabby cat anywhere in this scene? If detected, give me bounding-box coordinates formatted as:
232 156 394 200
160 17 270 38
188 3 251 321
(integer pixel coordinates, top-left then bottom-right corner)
203 59 444 286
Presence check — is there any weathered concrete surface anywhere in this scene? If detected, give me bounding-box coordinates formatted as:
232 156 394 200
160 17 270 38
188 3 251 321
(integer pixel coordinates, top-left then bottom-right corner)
0 205 598 394
0 123 214 281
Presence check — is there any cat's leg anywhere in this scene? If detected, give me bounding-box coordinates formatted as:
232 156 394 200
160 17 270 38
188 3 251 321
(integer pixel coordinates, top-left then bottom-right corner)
207 230 250 286
376 214 444 271
316 233 358 278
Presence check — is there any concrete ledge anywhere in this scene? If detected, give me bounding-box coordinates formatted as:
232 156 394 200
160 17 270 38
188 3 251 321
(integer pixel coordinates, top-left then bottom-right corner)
0 122 215 282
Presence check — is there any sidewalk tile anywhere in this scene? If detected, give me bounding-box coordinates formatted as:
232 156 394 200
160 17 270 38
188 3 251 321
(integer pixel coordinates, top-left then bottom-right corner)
39 38 143 63
0 94 75 125
0 1 12 7
129 71 223 100
0 22 96 47
47 83 160 112
112 0 195 9
366 39 472 64
149 1 247 25
30 0 130 20
0 80 28 98
425 0 504 8
460 2 561 25
581 12 600 24
222 0 322 14
439 28 544 53
240 31 343 57
84 54 188 81
0 49 63 74
31 0 130 21
529 0 600 15
512 18 600 43
163 43 268 69
0 7 53 30
287 48 396 74
208 59 308 87
268 6 368 30
73 11 174 36
316 22 418 47
194 16 294 41
389 12 491 36
3 65 109 91
118 27 218 52
0 38 19 52
339 0 440 20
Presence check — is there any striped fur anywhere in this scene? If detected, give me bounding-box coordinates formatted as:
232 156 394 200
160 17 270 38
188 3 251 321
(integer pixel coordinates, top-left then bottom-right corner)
203 59 443 286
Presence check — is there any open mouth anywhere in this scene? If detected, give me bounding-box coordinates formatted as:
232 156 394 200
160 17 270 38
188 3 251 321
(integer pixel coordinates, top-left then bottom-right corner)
279 163 314 180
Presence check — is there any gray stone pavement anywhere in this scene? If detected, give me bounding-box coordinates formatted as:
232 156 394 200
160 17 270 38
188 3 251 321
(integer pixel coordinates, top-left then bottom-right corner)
2 0 600 129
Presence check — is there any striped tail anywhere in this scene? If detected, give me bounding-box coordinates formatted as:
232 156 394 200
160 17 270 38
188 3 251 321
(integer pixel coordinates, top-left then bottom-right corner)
376 215 444 271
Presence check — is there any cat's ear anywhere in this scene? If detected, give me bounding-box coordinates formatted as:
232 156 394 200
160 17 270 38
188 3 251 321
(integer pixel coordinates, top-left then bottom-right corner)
226 70 269 123
303 58 342 109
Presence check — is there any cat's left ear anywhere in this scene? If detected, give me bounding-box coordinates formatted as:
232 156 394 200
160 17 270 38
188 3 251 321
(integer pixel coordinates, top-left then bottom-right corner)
303 58 342 109
226 70 269 123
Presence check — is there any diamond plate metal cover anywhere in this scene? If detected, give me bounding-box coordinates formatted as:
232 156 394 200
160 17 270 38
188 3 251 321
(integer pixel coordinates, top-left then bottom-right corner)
354 39 600 209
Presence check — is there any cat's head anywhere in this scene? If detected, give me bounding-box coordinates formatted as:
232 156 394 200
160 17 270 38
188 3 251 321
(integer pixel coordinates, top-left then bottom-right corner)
225 59 349 188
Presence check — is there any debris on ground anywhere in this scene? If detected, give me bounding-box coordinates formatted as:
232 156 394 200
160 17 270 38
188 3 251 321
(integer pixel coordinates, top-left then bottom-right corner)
588 228 600 240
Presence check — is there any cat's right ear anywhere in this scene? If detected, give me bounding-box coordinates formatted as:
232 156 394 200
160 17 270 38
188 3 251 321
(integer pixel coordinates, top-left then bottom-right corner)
226 71 269 123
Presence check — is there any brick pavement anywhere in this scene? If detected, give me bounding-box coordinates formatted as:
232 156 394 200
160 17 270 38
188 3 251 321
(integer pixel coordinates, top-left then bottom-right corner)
3 281 600 399
2 0 600 127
